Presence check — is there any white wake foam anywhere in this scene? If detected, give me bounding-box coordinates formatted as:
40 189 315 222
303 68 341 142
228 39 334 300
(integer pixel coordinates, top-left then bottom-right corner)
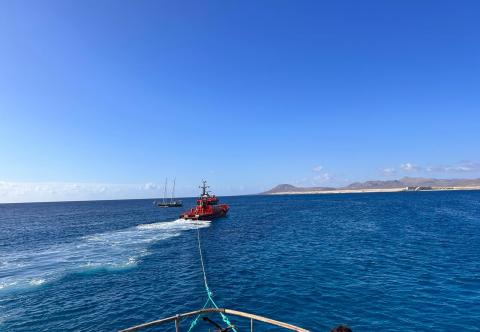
0 219 209 293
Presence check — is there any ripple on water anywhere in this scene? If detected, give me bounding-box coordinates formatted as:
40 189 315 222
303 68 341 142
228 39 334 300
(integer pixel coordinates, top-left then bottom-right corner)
0 219 209 293
1 193 480 331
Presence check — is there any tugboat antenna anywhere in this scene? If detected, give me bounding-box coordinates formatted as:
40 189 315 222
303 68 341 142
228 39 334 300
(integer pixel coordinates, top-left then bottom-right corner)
199 180 210 197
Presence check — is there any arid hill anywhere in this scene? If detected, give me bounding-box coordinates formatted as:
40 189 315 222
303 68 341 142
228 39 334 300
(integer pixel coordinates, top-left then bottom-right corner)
262 177 480 194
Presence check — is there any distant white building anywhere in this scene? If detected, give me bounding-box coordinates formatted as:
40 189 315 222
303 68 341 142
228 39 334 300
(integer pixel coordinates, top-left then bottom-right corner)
405 186 432 191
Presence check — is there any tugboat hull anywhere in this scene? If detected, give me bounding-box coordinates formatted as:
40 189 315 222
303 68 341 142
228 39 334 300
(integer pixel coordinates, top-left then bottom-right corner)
180 204 229 220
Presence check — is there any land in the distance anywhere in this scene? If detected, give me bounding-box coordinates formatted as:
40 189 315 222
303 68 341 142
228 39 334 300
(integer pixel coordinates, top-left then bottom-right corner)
262 177 480 195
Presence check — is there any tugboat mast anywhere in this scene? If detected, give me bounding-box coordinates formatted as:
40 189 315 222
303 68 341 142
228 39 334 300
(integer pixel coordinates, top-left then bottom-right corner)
199 180 210 197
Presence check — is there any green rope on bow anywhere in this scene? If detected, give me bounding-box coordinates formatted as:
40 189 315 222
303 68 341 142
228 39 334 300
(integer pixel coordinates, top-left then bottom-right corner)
187 227 237 332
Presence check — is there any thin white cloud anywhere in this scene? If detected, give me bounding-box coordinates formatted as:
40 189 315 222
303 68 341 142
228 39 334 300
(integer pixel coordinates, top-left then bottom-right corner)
142 182 160 190
384 161 480 175
426 161 480 173
382 167 396 175
0 181 164 203
310 165 334 184
313 172 332 183
400 163 422 172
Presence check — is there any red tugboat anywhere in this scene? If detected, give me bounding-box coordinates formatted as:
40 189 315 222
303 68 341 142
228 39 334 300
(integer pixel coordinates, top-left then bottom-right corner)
179 181 229 221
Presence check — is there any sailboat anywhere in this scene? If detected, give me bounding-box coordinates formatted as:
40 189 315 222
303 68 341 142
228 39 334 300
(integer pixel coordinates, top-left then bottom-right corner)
154 178 183 208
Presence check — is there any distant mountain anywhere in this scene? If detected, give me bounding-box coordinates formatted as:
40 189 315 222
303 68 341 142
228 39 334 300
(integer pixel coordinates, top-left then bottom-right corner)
262 177 480 194
262 184 335 194
345 180 404 189
397 177 480 187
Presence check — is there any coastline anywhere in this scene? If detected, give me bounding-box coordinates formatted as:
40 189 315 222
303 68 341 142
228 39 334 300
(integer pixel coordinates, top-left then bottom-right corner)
263 186 480 195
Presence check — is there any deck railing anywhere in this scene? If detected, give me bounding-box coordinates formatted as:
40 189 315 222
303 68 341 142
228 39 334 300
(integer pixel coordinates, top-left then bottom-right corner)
119 307 310 332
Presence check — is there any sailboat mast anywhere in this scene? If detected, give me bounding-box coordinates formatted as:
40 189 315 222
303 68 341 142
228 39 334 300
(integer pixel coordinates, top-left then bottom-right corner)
171 178 176 202
163 178 168 204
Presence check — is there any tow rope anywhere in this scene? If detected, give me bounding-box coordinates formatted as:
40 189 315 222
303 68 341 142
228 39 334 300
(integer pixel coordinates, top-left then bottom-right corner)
187 226 238 332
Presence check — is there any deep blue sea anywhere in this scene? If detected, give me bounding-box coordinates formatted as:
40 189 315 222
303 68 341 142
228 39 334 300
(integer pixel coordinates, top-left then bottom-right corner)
1 191 479 331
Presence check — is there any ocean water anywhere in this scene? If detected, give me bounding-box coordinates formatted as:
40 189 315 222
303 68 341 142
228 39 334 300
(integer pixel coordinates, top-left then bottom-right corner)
1 191 479 331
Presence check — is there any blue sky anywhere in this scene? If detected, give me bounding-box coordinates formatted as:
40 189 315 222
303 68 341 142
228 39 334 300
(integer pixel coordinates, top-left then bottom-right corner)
1 0 479 202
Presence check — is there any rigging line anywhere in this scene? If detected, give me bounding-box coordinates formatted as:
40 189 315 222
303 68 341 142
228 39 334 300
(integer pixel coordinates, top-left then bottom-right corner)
197 226 210 294
187 225 237 332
